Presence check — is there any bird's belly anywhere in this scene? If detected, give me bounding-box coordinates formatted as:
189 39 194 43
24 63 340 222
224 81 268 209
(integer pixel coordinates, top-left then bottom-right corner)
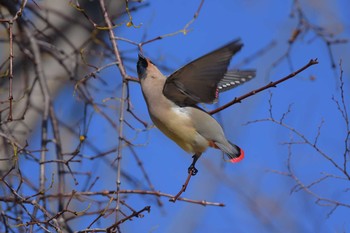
150 107 208 154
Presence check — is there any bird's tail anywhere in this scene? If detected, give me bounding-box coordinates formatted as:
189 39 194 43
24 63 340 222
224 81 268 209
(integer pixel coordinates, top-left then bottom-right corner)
215 141 244 163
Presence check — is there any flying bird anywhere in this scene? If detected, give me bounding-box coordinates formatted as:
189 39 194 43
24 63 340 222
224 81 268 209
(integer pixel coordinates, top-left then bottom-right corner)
137 39 255 175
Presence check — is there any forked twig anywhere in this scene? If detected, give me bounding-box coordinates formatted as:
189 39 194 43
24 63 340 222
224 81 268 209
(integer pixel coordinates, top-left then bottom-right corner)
138 0 204 49
169 170 194 203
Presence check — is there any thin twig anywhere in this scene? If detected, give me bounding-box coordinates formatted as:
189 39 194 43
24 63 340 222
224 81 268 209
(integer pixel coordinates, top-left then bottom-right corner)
139 0 205 48
209 58 319 115
7 21 14 121
106 206 151 232
169 170 194 203
0 189 225 207
99 0 129 219
23 25 53 231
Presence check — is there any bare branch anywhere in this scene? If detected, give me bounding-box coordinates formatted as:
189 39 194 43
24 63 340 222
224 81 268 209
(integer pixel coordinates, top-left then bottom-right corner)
210 58 319 115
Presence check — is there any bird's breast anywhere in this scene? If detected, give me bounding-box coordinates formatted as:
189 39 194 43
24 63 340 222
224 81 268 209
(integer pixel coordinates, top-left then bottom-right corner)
149 106 208 154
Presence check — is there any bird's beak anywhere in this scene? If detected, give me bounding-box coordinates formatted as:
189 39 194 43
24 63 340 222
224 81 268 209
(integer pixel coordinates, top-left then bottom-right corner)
137 53 148 77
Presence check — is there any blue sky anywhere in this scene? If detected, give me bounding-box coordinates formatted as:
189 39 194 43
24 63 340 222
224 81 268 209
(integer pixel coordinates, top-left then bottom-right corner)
26 0 350 232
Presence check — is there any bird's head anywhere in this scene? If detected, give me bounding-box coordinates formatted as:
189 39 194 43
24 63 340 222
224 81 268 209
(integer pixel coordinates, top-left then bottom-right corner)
137 53 162 80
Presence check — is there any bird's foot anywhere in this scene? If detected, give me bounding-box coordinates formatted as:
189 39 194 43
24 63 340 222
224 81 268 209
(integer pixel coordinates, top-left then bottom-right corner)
188 164 198 176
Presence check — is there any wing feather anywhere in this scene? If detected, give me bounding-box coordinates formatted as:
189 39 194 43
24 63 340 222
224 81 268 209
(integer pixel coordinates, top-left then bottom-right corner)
217 70 256 93
163 39 245 106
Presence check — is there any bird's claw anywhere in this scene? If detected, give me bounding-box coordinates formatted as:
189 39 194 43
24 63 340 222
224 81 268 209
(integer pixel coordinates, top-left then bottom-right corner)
188 165 198 176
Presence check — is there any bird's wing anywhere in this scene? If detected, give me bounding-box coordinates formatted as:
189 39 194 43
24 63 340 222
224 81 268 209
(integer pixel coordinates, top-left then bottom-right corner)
217 69 256 93
163 39 249 106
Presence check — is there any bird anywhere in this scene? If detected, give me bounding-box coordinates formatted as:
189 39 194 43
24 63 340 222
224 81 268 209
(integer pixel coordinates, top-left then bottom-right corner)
137 39 255 175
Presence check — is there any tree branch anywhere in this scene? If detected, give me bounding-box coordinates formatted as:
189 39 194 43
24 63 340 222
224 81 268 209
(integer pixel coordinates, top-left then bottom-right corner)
209 58 319 115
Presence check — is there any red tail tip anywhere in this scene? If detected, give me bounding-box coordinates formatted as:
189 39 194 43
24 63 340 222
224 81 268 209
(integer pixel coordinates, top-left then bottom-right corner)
229 148 244 163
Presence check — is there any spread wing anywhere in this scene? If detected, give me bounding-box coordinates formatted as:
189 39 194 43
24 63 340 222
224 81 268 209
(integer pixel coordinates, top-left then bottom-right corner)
163 39 248 106
217 69 256 93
